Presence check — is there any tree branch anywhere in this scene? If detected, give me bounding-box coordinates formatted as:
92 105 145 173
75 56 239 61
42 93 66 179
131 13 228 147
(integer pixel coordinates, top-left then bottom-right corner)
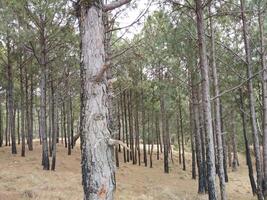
211 69 263 101
103 0 132 12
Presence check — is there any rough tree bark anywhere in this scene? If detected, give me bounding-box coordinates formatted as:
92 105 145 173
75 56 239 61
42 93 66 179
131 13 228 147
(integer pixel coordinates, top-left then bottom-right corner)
160 68 169 173
6 34 16 154
79 0 132 199
40 14 50 170
258 6 267 197
195 0 217 198
192 83 206 193
210 8 226 198
176 113 182 164
238 88 257 195
20 64 25 157
231 120 238 171
134 91 140 165
240 0 264 198
0 103 3 147
179 95 186 171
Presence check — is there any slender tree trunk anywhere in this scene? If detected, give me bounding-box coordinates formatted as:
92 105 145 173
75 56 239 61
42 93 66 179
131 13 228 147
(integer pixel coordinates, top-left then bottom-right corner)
70 96 74 149
231 121 238 171
40 16 50 170
128 90 134 162
30 74 34 149
120 91 126 163
20 64 25 156
6 34 16 154
134 91 140 165
156 113 160 161
179 95 186 171
0 103 2 147
240 0 264 198
67 97 72 155
66 72 71 156
210 8 226 198
17 105 20 145
176 113 182 165
239 88 257 195
123 91 130 162
116 100 120 168
227 140 232 168
220 103 228 182
5 94 8 147
25 66 32 151
141 89 147 167
51 89 58 171
63 102 67 148
150 112 154 168
189 99 196 179
48 76 52 156
195 0 217 198
159 69 168 173
192 83 206 193
258 6 267 197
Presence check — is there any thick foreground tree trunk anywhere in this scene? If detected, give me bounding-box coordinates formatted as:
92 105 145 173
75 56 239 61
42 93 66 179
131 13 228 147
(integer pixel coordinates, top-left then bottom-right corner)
80 2 115 199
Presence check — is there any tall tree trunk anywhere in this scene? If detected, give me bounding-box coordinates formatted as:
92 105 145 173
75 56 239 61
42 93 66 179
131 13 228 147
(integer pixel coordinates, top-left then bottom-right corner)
189 99 196 179
0 103 2 147
120 91 126 163
20 64 25 157
48 75 52 156
63 102 67 148
179 95 186 171
156 113 160 161
25 66 32 151
176 113 182 164
51 89 58 171
17 105 20 145
220 103 228 182
115 99 120 168
134 91 140 165
239 88 257 195
67 96 72 155
5 94 8 147
141 89 147 167
128 90 134 162
80 2 116 199
70 96 74 149
123 91 130 162
40 16 50 170
210 7 226 198
66 72 71 156
192 83 206 193
160 69 168 173
7 34 16 154
258 5 267 197
240 0 264 198
150 112 155 168
195 0 217 198
231 121 238 171
30 73 34 149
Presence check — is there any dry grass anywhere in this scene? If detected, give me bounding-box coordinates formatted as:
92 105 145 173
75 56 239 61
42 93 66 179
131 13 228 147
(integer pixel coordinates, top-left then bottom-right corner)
0 142 256 200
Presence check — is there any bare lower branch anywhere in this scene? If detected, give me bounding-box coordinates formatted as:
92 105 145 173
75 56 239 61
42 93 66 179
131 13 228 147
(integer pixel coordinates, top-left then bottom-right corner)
103 0 132 12
108 138 131 151
211 69 263 101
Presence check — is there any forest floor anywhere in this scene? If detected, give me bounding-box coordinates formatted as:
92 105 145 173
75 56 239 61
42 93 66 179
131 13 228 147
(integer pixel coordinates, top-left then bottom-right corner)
0 141 256 200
